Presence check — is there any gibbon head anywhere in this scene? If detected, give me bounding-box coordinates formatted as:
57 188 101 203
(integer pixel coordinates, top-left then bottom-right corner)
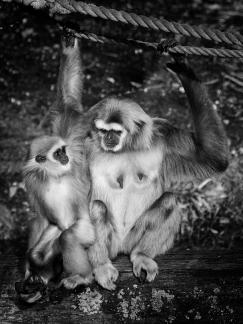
24 136 72 178
91 97 153 152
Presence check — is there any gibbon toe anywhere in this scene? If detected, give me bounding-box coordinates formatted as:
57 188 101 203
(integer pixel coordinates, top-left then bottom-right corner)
132 254 158 283
94 262 119 290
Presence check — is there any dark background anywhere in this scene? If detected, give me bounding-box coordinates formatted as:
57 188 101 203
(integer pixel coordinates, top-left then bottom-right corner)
0 0 243 256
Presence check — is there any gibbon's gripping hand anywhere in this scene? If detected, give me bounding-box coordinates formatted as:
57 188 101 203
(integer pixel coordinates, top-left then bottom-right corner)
62 31 76 48
157 38 178 54
157 38 199 81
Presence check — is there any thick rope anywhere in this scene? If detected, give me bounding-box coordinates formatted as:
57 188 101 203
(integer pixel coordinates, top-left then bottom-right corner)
20 0 243 47
63 28 243 59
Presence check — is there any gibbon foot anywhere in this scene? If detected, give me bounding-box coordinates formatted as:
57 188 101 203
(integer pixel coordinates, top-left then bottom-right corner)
60 274 93 290
94 262 119 290
132 254 158 283
15 274 46 304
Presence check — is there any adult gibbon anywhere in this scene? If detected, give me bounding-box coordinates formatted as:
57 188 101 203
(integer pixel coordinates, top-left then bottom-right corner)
83 59 229 290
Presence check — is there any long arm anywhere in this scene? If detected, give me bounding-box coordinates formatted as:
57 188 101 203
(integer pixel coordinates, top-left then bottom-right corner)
56 34 83 109
160 60 229 188
129 64 229 280
53 35 85 138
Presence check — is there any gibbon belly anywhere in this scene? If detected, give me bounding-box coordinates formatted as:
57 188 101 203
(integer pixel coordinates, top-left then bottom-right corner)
44 177 75 229
91 148 163 243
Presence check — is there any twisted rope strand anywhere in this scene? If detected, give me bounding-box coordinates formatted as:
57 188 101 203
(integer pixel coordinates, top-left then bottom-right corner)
7 0 243 58
50 0 243 47
63 28 243 59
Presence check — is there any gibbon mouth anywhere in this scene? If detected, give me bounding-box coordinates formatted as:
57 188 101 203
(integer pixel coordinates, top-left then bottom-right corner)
104 139 119 149
105 143 116 148
104 144 118 151
59 155 69 165
55 153 69 165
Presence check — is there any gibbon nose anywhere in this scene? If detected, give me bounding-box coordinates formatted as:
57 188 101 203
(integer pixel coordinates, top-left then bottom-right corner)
105 133 118 147
35 154 46 163
53 147 69 165
107 132 113 140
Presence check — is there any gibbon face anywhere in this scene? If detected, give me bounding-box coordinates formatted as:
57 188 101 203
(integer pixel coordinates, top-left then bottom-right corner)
92 97 153 152
94 119 127 152
26 136 71 177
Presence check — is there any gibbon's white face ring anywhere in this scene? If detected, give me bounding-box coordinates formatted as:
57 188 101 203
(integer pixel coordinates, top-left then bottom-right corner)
100 128 127 152
95 119 123 132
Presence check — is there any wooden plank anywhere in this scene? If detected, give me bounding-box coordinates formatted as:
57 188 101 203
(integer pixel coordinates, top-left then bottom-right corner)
0 249 243 323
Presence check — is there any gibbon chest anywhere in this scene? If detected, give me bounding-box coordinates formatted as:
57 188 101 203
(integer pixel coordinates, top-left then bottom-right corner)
90 148 163 240
44 177 77 229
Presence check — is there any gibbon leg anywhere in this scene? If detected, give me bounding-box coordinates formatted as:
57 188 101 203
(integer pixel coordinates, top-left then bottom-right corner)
28 225 61 269
28 217 48 250
16 218 61 303
130 194 181 282
88 200 119 291
25 217 49 280
59 218 95 289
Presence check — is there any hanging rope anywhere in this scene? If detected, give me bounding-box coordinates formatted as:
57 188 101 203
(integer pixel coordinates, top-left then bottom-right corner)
20 0 243 47
62 27 243 59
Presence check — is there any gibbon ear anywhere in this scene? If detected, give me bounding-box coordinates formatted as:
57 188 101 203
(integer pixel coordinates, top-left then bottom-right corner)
56 35 83 111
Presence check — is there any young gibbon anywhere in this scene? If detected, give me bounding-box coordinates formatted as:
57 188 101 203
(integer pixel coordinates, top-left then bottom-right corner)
16 36 94 303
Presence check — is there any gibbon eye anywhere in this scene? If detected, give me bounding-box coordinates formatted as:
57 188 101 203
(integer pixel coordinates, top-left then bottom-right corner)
35 154 46 163
116 130 122 135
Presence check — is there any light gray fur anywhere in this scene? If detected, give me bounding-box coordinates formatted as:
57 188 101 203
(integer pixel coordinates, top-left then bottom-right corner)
87 62 228 290
24 36 93 289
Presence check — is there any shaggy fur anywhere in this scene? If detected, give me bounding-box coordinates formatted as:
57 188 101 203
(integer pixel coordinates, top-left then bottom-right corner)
23 36 93 294
87 60 229 290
